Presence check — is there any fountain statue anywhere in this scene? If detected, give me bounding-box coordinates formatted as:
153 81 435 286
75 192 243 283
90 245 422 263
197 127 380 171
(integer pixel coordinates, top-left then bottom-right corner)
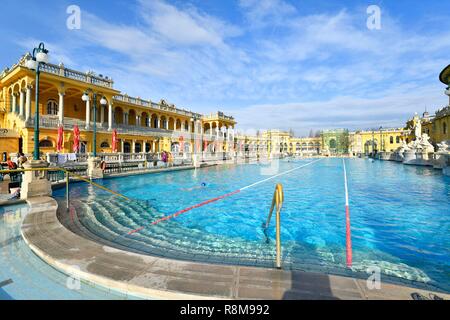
414 115 422 141
418 133 435 153
394 139 409 162
437 140 450 153
433 140 450 170
403 117 435 165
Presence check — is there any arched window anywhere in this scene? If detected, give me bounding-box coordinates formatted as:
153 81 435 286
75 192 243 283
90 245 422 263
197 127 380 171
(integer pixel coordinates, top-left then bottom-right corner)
444 122 447 135
135 143 142 153
396 136 400 143
46 99 58 115
329 139 337 149
100 142 110 148
39 139 53 147
123 142 131 153
390 136 393 144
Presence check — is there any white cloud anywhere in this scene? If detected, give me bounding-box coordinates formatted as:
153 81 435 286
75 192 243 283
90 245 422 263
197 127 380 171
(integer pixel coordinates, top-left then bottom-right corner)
239 0 297 28
139 0 241 47
231 84 449 136
13 1 450 135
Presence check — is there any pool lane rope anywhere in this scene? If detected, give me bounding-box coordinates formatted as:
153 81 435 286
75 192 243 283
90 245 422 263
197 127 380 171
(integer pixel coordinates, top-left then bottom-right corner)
342 159 353 268
127 158 323 235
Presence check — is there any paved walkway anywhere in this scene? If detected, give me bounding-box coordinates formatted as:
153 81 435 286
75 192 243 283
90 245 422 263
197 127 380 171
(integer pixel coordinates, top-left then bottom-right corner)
21 197 449 300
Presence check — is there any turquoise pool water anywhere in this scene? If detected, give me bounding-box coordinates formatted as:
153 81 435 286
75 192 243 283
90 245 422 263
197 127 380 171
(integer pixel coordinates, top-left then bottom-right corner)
54 158 450 292
0 203 139 300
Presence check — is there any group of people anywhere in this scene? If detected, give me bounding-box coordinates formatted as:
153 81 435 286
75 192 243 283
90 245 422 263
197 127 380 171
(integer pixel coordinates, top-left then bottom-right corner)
4 153 28 169
161 151 174 167
1 153 28 199
1 152 28 171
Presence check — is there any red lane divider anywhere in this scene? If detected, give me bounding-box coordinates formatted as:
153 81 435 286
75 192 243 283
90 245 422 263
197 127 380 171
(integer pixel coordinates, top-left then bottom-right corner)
127 159 322 236
345 204 352 268
127 189 241 235
342 159 352 268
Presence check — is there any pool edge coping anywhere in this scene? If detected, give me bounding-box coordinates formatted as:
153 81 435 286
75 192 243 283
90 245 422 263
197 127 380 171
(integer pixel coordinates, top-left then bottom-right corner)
20 196 450 300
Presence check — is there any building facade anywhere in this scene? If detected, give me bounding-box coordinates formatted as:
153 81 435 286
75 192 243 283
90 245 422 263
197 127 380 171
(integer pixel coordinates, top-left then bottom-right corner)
0 54 236 158
349 128 408 156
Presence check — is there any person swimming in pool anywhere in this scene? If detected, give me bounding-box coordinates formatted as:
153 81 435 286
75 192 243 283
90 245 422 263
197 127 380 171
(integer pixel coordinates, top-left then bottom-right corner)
181 182 207 191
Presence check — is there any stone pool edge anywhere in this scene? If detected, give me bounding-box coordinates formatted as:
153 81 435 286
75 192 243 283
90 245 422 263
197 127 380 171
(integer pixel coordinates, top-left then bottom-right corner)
20 196 450 300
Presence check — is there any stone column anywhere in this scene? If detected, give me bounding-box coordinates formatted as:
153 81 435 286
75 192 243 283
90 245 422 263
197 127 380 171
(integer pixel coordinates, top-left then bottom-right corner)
87 156 103 179
157 117 160 129
136 115 140 127
20 160 52 199
19 90 25 118
121 139 125 153
108 103 113 131
123 112 127 125
181 121 185 131
12 94 17 114
85 98 91 129
143 141 147 153
25 86 32 121
216 122 220 139
152 141 156 152
100 105 105 125
132 140 136 153
58 91 64 124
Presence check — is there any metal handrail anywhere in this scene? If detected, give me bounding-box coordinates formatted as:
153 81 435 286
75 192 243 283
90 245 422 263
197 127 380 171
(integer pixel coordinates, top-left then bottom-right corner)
264 183 284 269
0 167 130 210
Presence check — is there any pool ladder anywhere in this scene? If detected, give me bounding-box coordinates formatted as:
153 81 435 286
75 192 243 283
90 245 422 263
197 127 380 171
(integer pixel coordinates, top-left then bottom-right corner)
264 183 284 269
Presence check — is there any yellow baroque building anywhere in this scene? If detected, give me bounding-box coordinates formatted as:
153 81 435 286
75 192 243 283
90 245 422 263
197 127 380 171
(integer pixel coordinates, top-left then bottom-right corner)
234 130 322 155
0 54 236 158
349 128 409 155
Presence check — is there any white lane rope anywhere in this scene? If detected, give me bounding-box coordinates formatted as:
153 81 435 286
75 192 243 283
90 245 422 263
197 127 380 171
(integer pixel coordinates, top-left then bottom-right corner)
240 158 323 191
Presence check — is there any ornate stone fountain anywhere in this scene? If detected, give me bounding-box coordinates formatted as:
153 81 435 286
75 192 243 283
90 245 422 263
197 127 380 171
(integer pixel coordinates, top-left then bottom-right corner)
402 115 435 166
434 140 450 172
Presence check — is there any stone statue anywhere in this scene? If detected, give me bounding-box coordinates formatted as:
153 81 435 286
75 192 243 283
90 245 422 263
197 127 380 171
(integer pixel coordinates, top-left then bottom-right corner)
419 133 434 153
437 140 450 153
414 116 422 140
400 139 410 151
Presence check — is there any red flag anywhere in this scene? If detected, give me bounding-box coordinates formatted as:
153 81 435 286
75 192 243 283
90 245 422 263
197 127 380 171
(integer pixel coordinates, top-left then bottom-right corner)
72 125 80 153
179 135 184 153
57 125 64 152
112 129 118 152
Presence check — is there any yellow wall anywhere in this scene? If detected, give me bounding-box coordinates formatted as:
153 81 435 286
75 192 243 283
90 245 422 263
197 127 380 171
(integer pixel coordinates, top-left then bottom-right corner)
431 115 450 143
352 130 405 153
0 137 19 157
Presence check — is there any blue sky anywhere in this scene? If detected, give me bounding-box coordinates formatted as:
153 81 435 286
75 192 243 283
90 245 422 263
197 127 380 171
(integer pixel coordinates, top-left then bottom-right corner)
1 0 449 136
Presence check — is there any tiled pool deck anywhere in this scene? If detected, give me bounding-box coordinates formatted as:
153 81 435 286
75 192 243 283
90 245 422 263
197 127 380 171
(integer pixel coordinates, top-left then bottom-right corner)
20 196 449 300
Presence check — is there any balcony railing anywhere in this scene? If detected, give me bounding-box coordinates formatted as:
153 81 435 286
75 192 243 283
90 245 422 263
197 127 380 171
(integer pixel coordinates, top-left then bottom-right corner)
113 94 202 119
24 116 187 138
24 115 231 141
203 112 235 122
26 60 114 88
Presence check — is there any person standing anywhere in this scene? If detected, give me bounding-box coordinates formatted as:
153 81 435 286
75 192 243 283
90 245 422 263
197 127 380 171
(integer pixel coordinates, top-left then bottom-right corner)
161 151 168 168
17 153 28 168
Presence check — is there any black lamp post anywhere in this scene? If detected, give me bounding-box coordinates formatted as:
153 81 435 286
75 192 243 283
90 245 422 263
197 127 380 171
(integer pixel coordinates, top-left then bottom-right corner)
25 42 49 160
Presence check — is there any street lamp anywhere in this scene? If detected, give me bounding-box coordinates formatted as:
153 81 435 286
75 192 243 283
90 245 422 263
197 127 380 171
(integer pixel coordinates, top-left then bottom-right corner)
82 92 107 157
25 42 49 160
